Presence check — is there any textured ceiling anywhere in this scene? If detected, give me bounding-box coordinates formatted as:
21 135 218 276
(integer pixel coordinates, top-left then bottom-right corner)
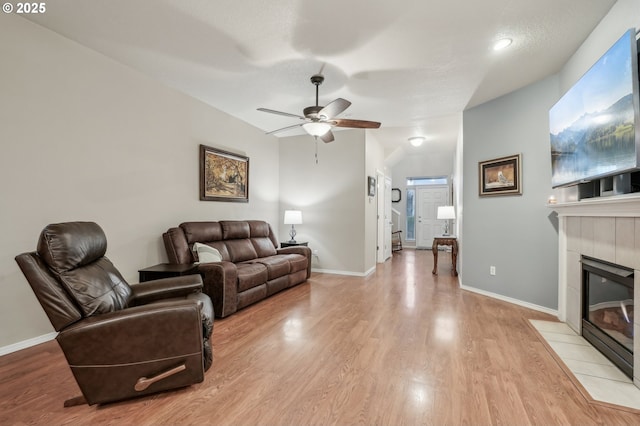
21 0 616 162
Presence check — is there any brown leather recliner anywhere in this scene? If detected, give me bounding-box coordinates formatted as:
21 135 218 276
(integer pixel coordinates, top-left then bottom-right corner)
15 222 213 406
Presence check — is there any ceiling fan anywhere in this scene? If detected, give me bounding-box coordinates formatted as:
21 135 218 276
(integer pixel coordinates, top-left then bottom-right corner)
257 74 381 143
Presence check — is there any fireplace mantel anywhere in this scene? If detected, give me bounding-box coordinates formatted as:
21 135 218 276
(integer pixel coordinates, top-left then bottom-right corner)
549 193 640 217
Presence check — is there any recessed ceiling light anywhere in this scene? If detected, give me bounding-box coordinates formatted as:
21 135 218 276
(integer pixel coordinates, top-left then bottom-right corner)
493 38 512 51
408 136 425 147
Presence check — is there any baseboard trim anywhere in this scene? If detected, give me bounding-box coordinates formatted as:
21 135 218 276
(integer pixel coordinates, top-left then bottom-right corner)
0 332 57 356
311 266 376 277
460 284 558 317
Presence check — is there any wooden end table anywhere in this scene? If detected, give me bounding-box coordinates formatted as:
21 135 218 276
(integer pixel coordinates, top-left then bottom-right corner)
138 263 199 282
281 241 308 248
432 236 458 276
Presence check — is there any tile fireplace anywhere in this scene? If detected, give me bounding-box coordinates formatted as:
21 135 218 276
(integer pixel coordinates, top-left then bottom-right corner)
552 194 640 389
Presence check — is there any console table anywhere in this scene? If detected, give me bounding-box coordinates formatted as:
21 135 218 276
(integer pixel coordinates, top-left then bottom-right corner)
432 236 458 276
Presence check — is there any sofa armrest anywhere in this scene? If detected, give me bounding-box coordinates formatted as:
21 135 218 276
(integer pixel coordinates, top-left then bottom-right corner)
128 275 203 306
277 246 312 278
197 261 238 318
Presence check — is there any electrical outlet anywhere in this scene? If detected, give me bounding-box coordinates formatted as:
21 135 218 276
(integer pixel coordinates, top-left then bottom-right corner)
490 266 496 276
313 250 319 256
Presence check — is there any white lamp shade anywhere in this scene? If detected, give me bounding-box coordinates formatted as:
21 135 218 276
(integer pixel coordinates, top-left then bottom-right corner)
302 122 332 136
437 206 455 220
284 210 303 225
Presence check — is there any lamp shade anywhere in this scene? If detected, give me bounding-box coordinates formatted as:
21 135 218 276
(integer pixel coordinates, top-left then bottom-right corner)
302 122 332 137
437 206 455 220
284 210 303 225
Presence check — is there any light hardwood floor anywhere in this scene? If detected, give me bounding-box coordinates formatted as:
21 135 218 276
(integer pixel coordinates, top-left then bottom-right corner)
1 249 640 425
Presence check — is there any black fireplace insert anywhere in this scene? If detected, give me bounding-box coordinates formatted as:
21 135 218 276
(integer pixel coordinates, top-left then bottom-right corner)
582 256 634 379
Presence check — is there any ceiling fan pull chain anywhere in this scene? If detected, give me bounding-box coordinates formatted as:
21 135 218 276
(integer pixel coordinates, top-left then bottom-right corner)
315 137 319 164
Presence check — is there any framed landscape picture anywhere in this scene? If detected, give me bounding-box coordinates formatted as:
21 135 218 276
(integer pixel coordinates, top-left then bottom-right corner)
200 144 249 202
479 154 522 197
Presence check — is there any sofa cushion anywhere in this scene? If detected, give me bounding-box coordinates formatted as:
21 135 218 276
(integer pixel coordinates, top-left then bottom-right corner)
181 222 223 244
225 239 258 262
247 221 270 237
251 237 278 257
221 221 250 239
204 241 230 261
236 263 268 292
253 255 291 280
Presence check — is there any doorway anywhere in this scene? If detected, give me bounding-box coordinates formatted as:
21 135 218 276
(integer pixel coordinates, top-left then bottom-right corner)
415 186 449 248
377 172 392 263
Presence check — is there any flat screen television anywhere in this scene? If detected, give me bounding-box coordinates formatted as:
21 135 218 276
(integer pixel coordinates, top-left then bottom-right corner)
550 29 640 189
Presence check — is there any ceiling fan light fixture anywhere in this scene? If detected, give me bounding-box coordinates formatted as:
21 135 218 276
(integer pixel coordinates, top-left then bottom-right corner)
409 136 425 147
303 122 332 136
493 38 512 51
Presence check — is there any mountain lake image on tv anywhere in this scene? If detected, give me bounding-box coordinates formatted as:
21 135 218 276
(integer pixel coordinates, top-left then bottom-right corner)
550 29 640 188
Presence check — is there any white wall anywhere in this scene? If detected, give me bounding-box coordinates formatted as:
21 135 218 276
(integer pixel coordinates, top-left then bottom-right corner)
0 14 280 349
279 130 371 275
365 131 386 271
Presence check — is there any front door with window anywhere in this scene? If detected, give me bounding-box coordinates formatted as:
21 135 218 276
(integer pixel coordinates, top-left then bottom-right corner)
416 186 449 248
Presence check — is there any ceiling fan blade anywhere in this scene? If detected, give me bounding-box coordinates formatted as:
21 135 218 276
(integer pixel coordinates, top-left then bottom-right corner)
257 108 305 120
318 98 351 119
266 122 305 135
332 118 381 129
320 130 335 143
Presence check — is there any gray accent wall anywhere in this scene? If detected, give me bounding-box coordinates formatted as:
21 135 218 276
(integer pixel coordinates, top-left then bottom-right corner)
460 0 639 312
461 75 560 310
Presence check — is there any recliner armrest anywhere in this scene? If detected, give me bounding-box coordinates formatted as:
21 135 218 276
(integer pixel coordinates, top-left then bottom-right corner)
58 299 204 366
129 275 203 306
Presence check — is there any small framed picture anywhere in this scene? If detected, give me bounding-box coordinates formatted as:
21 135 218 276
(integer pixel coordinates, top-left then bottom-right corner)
391 188 401 202
367 176 376 197
479 154 522 196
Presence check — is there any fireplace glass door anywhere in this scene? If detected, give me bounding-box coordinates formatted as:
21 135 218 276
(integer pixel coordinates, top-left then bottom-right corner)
582 256 634 378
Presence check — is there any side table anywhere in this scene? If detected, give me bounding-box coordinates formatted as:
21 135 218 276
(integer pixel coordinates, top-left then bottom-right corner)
281 241 308 248
432 236 458 276
138 263 199 282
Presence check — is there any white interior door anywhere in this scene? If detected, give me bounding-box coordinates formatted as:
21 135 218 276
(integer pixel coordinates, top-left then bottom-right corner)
383 177 392 260
416 186 449 248
376 171 392 263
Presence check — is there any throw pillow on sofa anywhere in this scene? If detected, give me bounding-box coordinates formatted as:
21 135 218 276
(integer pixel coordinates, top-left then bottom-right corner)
193 242 223 263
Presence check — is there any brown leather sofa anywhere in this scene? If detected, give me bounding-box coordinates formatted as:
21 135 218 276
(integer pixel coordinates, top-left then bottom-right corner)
163 220 311 318
15 222 213 406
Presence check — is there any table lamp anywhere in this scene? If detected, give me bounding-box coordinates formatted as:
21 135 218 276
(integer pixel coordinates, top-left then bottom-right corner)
437 206 455 236
284 210 303 243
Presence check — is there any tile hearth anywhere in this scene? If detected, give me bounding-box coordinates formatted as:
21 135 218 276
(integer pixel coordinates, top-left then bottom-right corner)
530 319 640 411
